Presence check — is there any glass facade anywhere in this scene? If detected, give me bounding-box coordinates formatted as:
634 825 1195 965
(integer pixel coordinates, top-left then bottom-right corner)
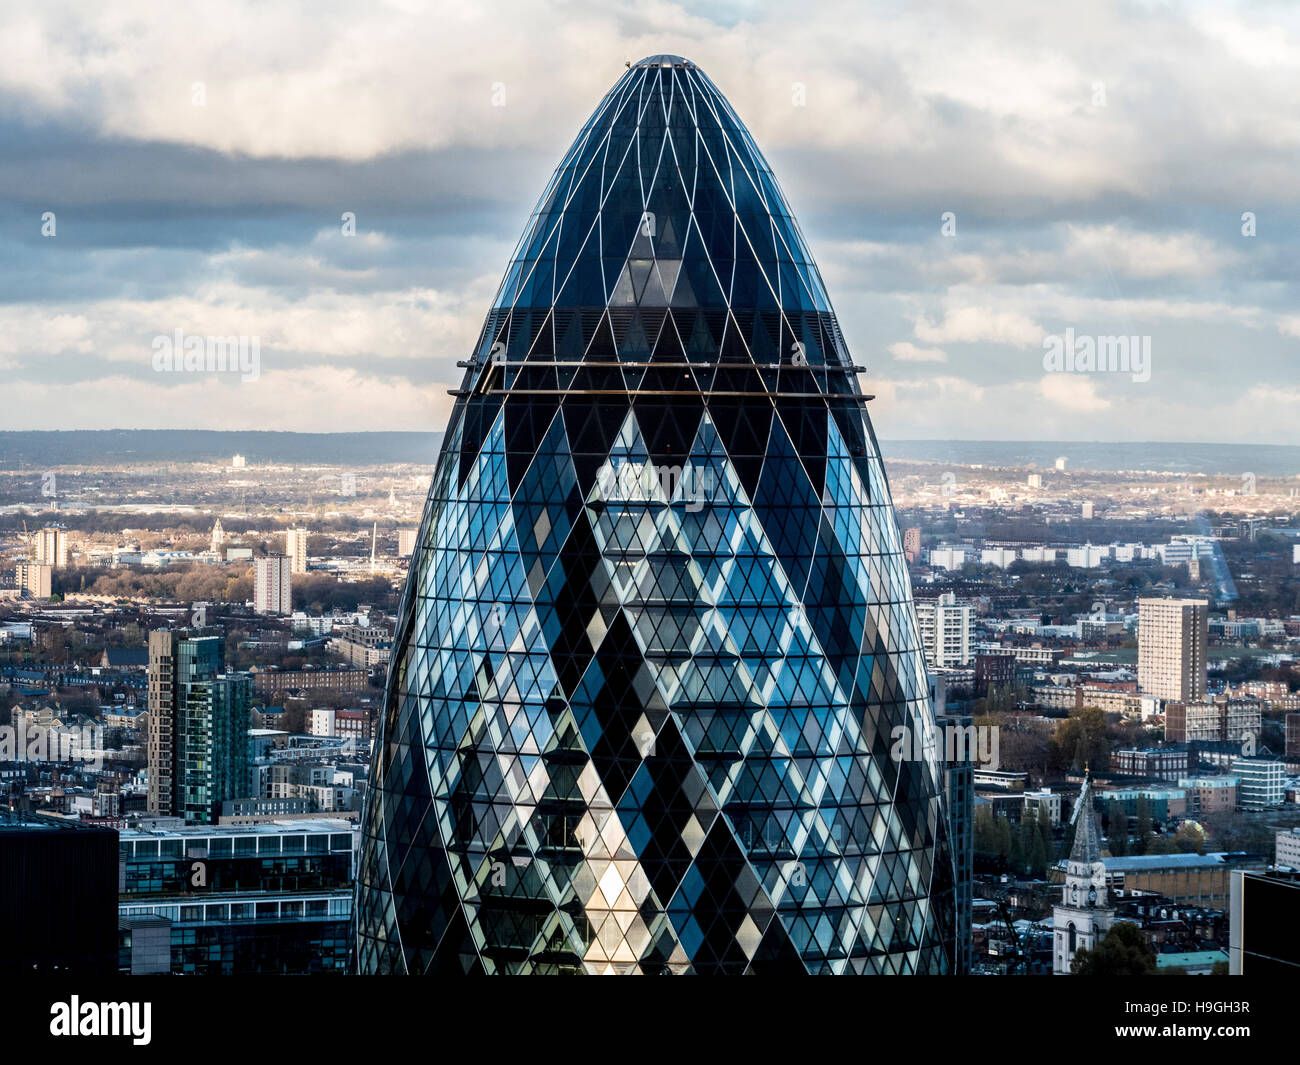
356 55 955 974
180 673 252 824
119 823 357 975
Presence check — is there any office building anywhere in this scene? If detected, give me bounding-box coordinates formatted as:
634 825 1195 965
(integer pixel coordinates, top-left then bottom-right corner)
32 526 68 568
15 561 52 598
1235 758 1285 810
356 56 956 975
1276 827 1300 871
1138 598 1208 702
286 527 309 575
916 592 973 667
254 554 292 615
117 819 356 974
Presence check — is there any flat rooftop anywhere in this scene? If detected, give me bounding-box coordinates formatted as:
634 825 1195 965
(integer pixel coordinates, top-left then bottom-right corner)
120 817 356 840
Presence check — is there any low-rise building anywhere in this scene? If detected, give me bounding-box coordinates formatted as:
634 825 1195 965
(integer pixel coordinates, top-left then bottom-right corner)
1235 758 1286 810
1111 747 1189 781
1178 776 1238 815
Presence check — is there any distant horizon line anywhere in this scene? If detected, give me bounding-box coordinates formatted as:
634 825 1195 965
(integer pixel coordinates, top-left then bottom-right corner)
3 430 1300 449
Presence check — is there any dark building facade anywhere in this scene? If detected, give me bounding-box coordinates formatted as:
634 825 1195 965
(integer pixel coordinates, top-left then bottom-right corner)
1229 869 1300 973
0 812 119 975
357 55 956 974
974 653 1017 699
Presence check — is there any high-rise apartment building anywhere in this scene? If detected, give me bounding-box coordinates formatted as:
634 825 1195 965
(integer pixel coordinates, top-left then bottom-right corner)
903 526 922 563
356 56 956 975
286 527 309 574
149 632 253 822
15 561 52 598
916 592 972 667
1138 598 1208 702
254 554 293 615
935 706 973 975
396 528 418 558
180 672 252 824
32 527 68 568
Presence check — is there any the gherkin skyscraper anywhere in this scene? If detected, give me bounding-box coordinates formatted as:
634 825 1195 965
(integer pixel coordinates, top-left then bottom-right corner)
356 55 956 974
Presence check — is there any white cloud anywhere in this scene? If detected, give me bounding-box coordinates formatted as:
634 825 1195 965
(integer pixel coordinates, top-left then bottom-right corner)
887 341 947 363
1038 373 1111 412
0 366 453 432
912 306 1043 348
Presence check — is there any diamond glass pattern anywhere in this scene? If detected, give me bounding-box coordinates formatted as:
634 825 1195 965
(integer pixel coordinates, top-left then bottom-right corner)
355 55 956 974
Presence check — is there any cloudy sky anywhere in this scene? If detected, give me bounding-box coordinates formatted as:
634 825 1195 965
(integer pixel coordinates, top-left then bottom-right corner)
2 0 1297 442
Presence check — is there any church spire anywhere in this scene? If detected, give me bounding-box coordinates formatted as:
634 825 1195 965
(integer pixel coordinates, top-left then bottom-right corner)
1069 771 1102 865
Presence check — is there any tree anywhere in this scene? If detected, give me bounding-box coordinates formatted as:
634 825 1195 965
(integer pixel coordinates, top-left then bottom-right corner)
1107 800 1129 857
1172 822 1205 855
1048 707 1110 775
1029 826 1048 879
1134 796 1153 856
995 815 1012 860
1071 922 1157 976
1037 805 1055 864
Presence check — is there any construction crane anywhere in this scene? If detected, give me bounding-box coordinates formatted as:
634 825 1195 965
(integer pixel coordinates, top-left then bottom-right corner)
995 898 1032 975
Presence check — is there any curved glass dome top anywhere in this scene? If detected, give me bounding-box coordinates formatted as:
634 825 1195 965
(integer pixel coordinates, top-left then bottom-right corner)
355 56 955 975
491 57 831 326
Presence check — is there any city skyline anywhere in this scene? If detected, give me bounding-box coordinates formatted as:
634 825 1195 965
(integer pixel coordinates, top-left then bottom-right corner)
2 1 1298 443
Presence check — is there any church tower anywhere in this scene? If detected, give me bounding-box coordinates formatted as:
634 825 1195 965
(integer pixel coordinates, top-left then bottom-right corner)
1053 772 1113 974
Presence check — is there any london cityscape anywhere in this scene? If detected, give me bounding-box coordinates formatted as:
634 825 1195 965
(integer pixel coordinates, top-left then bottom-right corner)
1 0 1293 1042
